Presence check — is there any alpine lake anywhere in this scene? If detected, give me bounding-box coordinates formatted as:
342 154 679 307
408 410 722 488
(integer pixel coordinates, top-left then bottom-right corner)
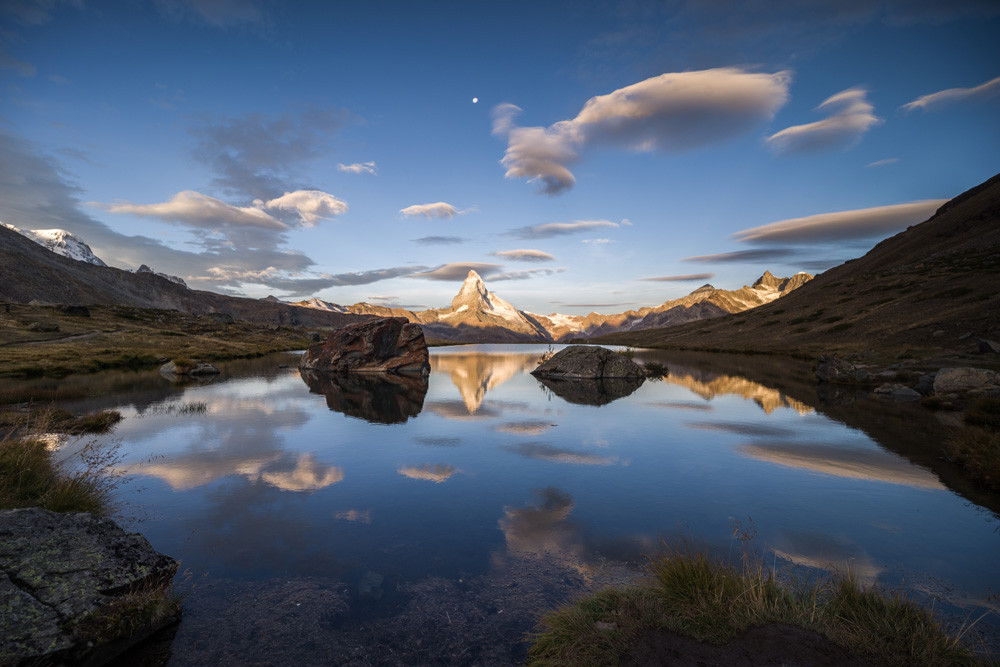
28 344 1000 664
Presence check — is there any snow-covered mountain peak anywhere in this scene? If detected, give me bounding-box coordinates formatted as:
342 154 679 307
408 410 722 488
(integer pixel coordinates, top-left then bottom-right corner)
3 223 107 266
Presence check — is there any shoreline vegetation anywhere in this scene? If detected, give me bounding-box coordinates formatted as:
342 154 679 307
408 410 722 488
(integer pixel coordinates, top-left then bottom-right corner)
528 539 995 666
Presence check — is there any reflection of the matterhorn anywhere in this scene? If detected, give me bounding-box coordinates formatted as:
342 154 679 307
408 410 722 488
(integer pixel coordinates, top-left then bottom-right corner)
535 376 644 406
665 367 813 415
431 352 539 414
300 370 428 424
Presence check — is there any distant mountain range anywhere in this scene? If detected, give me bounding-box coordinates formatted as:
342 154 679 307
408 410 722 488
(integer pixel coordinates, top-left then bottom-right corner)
597 172 1000 356
284 269 812 342
0 219 811 342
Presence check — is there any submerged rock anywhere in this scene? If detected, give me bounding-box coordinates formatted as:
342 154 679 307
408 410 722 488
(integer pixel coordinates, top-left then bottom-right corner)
299 317 430 375
0 508 179 665
532 345 645 379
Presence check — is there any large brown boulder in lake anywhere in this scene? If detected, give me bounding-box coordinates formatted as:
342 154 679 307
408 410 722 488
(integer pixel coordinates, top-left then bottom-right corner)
300 317 430 375
532 345 645 379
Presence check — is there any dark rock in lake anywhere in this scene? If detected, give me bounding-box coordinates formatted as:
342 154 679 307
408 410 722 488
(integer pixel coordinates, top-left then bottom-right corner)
536 376 644 406
300 317 430 376
301 369 428 424
0 508 179 666
532 345 645 379
814 355 870 384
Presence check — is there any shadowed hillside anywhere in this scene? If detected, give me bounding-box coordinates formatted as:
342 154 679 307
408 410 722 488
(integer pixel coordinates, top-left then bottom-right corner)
597 173 1000 362
0 225 367 328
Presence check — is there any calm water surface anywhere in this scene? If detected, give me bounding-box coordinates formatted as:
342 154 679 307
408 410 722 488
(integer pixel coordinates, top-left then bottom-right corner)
49 345 1000 663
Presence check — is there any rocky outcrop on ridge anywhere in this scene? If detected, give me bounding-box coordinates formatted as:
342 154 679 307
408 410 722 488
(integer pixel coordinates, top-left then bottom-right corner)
0 508 179 665
299 317 431 375
532 345 646 379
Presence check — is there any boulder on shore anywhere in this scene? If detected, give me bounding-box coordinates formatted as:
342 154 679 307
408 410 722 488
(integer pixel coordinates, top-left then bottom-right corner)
0 508 179 665
815 355 870 384
299 317 430 376
933 367 1000 395
532 345 646 379
160 360 220 376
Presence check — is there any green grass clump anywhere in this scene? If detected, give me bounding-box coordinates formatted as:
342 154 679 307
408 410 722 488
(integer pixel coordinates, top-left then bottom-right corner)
642 362 667 379
527 542 987 666
946 427 1000 490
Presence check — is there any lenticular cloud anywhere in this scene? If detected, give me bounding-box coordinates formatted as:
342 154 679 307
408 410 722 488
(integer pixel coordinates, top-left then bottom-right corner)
493 67 791 194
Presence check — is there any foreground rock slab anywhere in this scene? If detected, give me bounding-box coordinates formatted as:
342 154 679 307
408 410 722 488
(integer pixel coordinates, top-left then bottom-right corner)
299 317 430 375
532 345 646 379
0 508 179 665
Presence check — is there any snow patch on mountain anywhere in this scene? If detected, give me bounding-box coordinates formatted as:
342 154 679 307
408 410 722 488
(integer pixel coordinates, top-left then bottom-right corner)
3 223 107 266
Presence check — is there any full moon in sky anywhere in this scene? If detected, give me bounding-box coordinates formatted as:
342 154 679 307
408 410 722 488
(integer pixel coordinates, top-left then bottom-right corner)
472 97 478 103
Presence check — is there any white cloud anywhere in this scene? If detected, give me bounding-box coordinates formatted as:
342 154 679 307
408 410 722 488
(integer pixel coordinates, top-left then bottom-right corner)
901 75 1000 113
581 238 613 244
493 68 791 194
105 190 285 229
265 190 348 225
766 88 881 153
492 267 565 281
0 48 36 77
492 249 557 262
337 161 377 175
640 273 715 282
409 262 503 281
399 201 461 219
866 158 899 168
733 200 947 244
512 220 619 239
683 249 797 263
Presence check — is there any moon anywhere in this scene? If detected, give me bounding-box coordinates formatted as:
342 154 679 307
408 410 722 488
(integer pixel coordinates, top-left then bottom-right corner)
472 97 478 104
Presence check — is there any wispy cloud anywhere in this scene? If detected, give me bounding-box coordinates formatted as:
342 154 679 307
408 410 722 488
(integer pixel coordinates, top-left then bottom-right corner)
493 67 790 194
901 75 1000 112
409 262 503 281
492 267 565 281
0 49 36 77
682 249 796 263
104 190 286 229
564 302 636 308
492 249 557 262
766 88 881 153
337 161 377 175
732 200 946 243
411 235 465 245
399 201 462 219
639 273 715 282
866 158 899 168
511 220 619 239
155 0 268 27
190 106 353 199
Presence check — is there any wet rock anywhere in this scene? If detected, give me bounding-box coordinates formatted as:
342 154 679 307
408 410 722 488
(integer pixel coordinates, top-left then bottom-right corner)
891 386 922 401
532 345 645 379
160 360 220 376
300 369 428 424
932 367 1000 395
0 508 179 665
27 321 59 332
977 338 1000 354
300 317 430 375
815 355 869 384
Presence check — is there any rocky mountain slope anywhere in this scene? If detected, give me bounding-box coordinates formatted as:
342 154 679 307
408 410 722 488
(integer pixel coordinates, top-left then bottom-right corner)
597 173 1000 359
291 269 811 343
0 224 367 328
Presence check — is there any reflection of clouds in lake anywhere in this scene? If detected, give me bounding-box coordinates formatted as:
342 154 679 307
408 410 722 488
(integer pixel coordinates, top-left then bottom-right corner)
431 352 539 413
334 509 372 524
258 453 344 492
427 401 501 420
666 369 813 415
685 421 797 438
646 401 714 411
500 487 580 560
494 420 555 436
414 436 462 447
502 442 620 466
398 464 458 483
740 442 945 490
772 531 883 581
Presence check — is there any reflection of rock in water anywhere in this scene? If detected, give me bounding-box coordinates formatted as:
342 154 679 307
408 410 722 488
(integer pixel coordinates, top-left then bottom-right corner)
300 370 427 424
535 376 643 406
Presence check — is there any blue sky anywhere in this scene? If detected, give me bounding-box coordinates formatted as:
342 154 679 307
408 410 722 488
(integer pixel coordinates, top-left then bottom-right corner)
1 0 998 315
